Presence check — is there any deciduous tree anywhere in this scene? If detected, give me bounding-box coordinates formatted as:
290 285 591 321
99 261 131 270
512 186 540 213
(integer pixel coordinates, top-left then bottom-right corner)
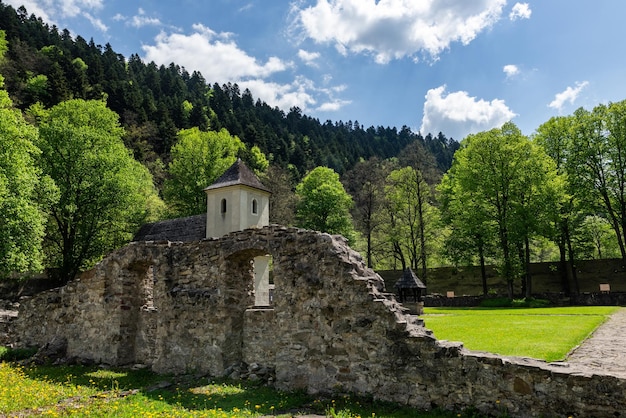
439 169 496 295
441 122 562 297
163 127 244 217
0 75 54 277
36 99 163 282
568 101 626 261
295 166 355 241
382 166 438 281
534 115 583 294
342 157 387 267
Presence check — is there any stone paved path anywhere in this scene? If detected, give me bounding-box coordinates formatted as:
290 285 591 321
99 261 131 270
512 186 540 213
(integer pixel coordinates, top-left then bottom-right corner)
564 307 626 378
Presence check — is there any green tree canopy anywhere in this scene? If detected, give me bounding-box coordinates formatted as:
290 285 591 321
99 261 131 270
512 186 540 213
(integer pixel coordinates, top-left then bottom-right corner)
342 157 387 267
567 101 626 261
382 166 439 279
0 75 54 277
163 127 245 217
533 115 585 294
295 166 355 241
439 165 497 295
441 122 562 297
36 99 163 281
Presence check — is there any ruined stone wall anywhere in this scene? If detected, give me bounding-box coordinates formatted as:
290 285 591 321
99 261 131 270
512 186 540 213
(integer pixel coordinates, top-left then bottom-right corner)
13 226 626 417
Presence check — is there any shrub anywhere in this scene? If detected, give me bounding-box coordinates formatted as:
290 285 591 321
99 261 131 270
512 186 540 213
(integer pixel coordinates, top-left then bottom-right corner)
479 297 513 308
0 346 38 361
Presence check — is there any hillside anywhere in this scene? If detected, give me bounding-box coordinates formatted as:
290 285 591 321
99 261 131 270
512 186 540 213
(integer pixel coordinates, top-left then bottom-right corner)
0 1 459 181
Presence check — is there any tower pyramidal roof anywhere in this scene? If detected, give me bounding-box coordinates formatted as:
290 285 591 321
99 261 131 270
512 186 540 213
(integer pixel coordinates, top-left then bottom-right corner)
204 158 270 193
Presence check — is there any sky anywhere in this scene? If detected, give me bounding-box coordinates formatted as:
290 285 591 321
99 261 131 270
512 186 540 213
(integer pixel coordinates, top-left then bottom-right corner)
4 0 626 141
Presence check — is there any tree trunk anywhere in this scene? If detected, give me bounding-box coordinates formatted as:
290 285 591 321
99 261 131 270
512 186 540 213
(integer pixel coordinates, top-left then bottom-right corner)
558 236 571 295
366 230 373 268
565 223 580 295
524 236 532 299
479 243 488 296
507 280 514 299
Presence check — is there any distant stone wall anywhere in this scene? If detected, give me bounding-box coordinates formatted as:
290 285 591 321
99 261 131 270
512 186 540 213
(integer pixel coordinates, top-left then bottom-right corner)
13 226 626 417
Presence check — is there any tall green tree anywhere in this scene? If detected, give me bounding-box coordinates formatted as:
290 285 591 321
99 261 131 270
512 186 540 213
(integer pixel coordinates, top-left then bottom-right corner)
261 164 297 227
579 216 621 260
382 166 438 281
439 169 496 295
442 122 562 297
36 99 163 282
295 166 355 241
163 127 245 217
342 157 387 267
534 115 583 294
568 101 626 261
0 75 55 277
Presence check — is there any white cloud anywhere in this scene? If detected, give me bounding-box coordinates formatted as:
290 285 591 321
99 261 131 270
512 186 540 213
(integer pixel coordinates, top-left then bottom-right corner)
420 85 516 140
131 15 161 28
316 99 351 112
240 77 317 111
510 3 532 21
548 81 589 111
238 3 254 13
113 9 162 28
141 26 347 115
84 12 108 32
298 49 321 66
141 25 289 82
503 64 519 78
293 0 507 63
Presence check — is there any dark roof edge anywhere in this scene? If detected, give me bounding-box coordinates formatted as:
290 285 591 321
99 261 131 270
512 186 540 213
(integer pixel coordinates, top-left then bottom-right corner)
204 159 271 193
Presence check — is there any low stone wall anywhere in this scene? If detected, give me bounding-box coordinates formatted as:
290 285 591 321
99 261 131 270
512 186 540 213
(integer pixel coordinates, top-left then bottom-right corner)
424 294 485 307
423 292 626 308
12 226 626 417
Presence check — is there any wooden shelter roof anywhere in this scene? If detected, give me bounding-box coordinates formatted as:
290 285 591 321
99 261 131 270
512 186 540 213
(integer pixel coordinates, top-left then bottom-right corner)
394 268 426 289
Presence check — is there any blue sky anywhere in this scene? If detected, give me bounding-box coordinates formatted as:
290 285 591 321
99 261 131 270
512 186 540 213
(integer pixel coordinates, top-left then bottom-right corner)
5 0 626 141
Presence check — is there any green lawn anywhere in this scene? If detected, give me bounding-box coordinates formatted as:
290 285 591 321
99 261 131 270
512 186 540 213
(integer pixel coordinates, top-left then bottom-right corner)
422 306 620 361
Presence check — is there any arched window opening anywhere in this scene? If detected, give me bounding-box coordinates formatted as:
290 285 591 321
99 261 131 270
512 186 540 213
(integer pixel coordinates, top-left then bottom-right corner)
221 198 227 214
252 199 258 215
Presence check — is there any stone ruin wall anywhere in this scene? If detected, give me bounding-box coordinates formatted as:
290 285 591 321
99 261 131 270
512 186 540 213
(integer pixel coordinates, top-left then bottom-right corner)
12 225 626 417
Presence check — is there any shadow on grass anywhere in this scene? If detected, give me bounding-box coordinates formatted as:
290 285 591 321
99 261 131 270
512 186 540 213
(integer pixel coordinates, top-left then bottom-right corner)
15 363 473 417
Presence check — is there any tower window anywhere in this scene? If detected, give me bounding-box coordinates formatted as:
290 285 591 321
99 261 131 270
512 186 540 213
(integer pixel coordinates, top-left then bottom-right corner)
252 199 258 215
221 198 227 214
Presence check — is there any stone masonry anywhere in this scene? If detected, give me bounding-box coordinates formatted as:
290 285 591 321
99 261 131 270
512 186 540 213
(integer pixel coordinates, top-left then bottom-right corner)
13 225 626 417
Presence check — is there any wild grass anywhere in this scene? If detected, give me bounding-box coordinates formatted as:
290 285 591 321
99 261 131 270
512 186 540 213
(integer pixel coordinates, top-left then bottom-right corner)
422 306 619 361
0 362 470 418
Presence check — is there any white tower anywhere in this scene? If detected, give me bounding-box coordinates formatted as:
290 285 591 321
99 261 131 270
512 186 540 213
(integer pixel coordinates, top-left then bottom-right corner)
204 159 272 305
204 159 270 238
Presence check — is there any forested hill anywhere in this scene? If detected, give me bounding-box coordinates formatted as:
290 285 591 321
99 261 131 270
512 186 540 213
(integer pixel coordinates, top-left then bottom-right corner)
0 1 458 179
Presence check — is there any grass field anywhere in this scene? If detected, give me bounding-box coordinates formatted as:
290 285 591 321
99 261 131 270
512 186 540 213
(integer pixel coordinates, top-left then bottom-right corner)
422 306 620 361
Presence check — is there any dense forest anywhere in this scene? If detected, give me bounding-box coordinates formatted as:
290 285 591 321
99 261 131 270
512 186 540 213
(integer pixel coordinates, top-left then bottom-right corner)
0 1 458 181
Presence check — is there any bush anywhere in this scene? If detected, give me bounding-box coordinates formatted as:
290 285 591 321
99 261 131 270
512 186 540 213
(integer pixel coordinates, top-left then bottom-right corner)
479 297 513 308
0 346 38 361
